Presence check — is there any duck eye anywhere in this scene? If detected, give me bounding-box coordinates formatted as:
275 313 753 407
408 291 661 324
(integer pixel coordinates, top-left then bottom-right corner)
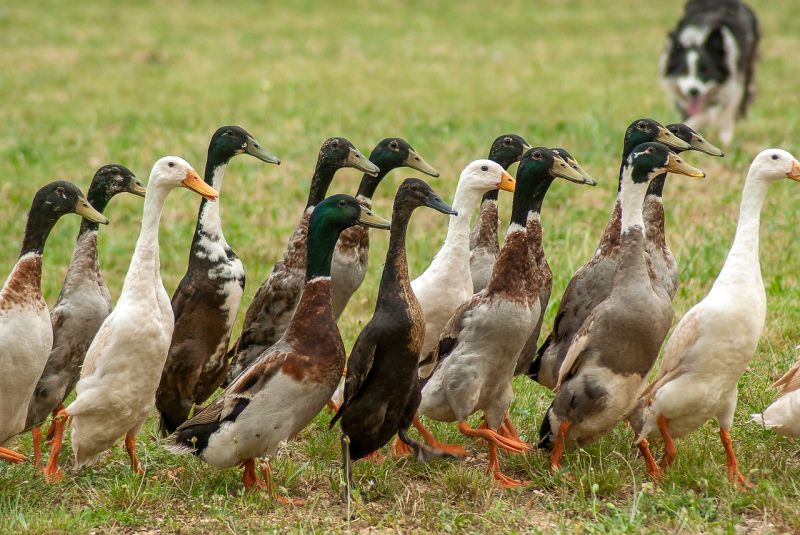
645 148 653 154
338 199 346 207
168 161 175 168
637 122 646 129
533 151 542 160
772 154 779 160
331 140 339 148
481 165 488 172
55 186 65 196
410 184 418 191
389 141 399 150
503 137 512 146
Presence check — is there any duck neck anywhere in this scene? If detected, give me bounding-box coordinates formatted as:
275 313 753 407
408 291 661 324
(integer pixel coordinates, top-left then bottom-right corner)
355 166 390 201
79 183 112 235
194 160 228 242
306 222 344 280
717 174 769 284
444 184 483 249
126 184 169 278
307 163 338 209
620 168 648 234
20 206 60 258
378 207 412 295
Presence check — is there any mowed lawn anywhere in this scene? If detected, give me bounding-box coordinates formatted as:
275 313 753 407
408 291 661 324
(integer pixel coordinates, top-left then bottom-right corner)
1 0 799 532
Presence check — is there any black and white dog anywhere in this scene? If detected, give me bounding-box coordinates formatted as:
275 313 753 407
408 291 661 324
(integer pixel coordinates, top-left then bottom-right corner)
660 0 759 145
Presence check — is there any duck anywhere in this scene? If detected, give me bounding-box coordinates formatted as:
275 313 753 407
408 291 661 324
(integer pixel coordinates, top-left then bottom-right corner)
416 148 594 486
539 142 704 474
166 194 389 503
331 138 439 320
225 138 379 385
0 181 108 465
643 123 724 299
330 179 457 494
24 165 145 466
632 149 800 487
513 149 596 378
751 354 800 438
413 159 516 374
469 134 531 293
530 119 691 390
44 157 217 480
156 126 280 436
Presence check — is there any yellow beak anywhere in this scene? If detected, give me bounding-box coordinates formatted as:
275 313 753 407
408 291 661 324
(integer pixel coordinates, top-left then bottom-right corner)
665 153 705 178
786 160 800 182
498 169 516 192
181 169 219 201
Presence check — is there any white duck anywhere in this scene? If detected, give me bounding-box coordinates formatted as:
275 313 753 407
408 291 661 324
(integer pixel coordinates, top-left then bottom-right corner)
0 182 107 464
751 354 800 438
634 149 800 487
44 157 217 480
413 159 515 371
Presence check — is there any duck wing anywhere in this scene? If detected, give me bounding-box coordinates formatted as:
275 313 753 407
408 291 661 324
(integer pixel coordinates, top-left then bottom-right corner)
772 358 800 394
330 326 377 427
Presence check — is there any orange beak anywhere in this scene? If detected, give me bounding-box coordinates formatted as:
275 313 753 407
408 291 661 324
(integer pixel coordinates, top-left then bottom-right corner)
787 160 800 182
498 169 516 192
181 169 218 201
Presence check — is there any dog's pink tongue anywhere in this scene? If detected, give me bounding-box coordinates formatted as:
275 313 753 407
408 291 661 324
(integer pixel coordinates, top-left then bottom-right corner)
686 97 703 116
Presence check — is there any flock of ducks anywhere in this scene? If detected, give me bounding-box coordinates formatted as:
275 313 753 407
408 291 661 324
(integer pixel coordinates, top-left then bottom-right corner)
1 120 798 504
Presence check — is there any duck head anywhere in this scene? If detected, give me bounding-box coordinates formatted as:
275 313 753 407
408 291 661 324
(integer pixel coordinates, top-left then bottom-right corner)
149 157 218 201
21 181 107 256
356 138 439 200
208 125 280 166
551 148 598 186
489 134 532 170
393 178 457 216
459 159 516 197
318 137 379 177
748 149 800 184
666 123 725 157
623 118 690 157
81 165 145 231
626 143 705 184
306 194 390 280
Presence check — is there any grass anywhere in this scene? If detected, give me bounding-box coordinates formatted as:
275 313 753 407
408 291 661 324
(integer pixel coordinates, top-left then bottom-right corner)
1 0 799 532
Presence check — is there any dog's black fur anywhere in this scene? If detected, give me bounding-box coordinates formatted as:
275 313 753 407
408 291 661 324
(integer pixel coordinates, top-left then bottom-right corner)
661 0 759 144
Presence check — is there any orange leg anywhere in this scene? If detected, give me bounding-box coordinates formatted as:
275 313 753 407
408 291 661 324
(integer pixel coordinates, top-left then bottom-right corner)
412 416 467 457
656 415 677 471
32 427 43 468
487 441 529 488
45 404 65 443
498 412 523 443
457 421 529 454
719 428 754 490
326 400 339 413
241 458 261 490
260 461 304 506
124 433 144 475
0 446 26 464
44 409 69 482
391 435 413 457
550 420 571 472
637 438 661 480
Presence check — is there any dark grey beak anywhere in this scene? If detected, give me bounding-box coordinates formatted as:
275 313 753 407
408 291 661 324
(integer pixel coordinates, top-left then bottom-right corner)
425 191 457 216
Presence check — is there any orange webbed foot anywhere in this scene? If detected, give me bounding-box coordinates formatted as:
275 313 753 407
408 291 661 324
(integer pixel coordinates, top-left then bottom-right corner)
391 436 413 457
0 446 27 464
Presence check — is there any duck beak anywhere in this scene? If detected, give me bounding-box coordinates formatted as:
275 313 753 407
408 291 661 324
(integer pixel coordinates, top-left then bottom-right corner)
245 137 281 165
688 133 725 157
357 206 391 229
656 126 691 151
550 156 591 184
787 160 800 182
498 169 516 192
347 148 380 177
424 191 457 216
403 149 439 177
182 168 219 201
665 153 705 178
520 144 533 159
130 179 147 198
76 196 109 225
564 157 598 186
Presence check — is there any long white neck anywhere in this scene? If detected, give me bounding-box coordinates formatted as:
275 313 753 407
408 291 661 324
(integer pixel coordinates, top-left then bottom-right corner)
620 167 648 233
443 182 483 249
120 183 169 296
714 172 770 288
198 164 226 240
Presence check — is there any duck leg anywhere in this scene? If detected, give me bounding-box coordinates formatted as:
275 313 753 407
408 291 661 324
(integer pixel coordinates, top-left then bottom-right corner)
260 461 304 505
549 420 571 472
45 404 65 442
0 446 26 464
656 415 677 470
241 458 261 490
327 400 340 413
719 428 754 489
486 440 529 488
498 411 523 443
124 432 144 475
31 427 43 468
636 437 661 480
457 421 528 453
341 434 354 502
43 409 70 482
393 416 467 458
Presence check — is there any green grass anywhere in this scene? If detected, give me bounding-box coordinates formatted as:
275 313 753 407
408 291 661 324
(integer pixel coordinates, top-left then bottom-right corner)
1 0 799 532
